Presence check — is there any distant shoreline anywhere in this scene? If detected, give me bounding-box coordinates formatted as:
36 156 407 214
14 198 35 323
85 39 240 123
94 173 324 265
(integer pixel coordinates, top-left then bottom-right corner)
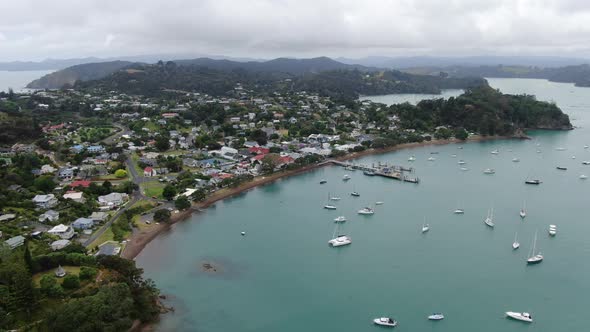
121 134 512 261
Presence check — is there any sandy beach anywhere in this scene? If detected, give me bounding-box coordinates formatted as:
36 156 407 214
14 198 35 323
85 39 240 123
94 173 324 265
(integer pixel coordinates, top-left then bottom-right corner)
121 135 512 260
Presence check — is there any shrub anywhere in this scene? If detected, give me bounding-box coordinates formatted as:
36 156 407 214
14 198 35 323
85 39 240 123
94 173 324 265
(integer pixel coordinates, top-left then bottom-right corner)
114 169 128 178
62 274 80 289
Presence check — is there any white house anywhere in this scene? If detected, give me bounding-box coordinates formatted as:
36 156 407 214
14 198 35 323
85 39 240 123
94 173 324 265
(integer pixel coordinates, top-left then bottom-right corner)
48 224 74 239
63 191 85 203
40 164 57 174
38 210 59 222
143 167 157 177
51 239 71 251
98 192 129 208
32 194 58 209
89 212 109 223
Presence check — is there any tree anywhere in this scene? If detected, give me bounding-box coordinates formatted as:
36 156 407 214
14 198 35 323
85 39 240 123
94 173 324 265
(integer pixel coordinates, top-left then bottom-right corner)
249 129 268 146
79 266 98 280
175 196 191 210
34 175 56 192
39 274 64 298
155 136 170 151
454 127 469 140
23 242 33 272
102 180 113 192
61 274 80 289
260 154 280 173
114 169 128 178
162 184 177 201
153 209 171 223
9 264 36 315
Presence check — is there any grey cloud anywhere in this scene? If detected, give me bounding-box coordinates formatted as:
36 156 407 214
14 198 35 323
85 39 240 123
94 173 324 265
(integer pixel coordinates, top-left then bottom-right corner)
1 0 590 61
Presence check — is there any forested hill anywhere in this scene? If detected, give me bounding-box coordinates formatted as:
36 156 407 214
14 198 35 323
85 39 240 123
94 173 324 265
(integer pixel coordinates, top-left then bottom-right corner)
381 85 572 137
405 64 590 87
27 61 134 89
74 60 486 101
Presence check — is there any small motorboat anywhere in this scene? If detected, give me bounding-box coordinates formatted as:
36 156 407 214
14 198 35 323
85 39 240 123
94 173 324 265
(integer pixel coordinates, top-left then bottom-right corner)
491 149 499 154
328 235 351 247
585 145 589 149
458 160 466 165
428 313 444 321
451 154 457 158
421 224 430 233
342 174 351 181
330 196 341 201
536 149 542 153
453 208 464 214
555 147 566 151
430 151 439 154
580 174 588 180
556 166 567 170
582 161 590 165
358 207 374 215
363 170 376 176
408 156 416 162
334 216 346 223
320 179 327 184
373 317 397 327
460 167 469 171
525 179 541 185
512 158 520 162
324 205 337 210
350 192 360 197
375 201 384 205
241 231 246 236
427 157 436 161
572 155 577 159
483 168 495 174
505 311 533 323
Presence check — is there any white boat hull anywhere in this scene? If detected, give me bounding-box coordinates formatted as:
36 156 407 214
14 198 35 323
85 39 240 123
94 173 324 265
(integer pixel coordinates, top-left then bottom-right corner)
329 236 351 247
512 242 520 250
428 314 444 320
506 312 533 323
373 318 397 327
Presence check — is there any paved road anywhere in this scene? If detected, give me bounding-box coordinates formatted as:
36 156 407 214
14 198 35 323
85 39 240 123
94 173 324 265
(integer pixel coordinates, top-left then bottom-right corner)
101 123 130 145
82 194 139 247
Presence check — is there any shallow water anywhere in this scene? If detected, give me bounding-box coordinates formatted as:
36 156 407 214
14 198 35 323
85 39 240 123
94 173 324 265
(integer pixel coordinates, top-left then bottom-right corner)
138 78 590 331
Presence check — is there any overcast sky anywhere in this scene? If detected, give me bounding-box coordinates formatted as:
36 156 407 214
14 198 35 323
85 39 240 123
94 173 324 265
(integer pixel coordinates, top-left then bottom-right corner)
1 0 590 61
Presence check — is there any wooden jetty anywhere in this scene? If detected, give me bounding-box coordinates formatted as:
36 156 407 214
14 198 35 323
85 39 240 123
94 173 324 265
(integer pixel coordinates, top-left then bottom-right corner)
327 160 420 183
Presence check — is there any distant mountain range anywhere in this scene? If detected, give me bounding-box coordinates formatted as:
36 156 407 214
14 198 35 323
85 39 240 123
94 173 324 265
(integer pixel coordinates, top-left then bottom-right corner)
27 56 375 89
337 55 590 69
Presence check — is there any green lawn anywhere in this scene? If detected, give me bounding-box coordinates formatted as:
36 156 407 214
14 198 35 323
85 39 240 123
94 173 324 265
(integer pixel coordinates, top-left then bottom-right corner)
141 181 165 199
87 226 114 250
33 266 81 287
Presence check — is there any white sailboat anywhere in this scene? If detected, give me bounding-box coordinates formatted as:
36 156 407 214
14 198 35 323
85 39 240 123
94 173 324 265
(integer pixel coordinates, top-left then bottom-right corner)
483 168 495 174
427 156 436 161
520 201 526 218
408 155 416 162
421 220 430 233
333 216 346 223
527 231 543 264
342 174 351 181
491 149 499 154
324 194 337 210
453 200 464 214
484 207 495 228
512 157 520 162
512 232 520 250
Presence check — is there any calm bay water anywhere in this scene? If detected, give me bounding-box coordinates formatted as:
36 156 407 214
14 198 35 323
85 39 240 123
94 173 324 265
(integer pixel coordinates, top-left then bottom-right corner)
360 89 463 105
138 78 590 331
0 70 54 92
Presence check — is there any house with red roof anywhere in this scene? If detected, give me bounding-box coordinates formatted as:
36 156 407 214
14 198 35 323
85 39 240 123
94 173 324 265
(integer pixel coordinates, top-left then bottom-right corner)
143 167 157 177
248 146 270 155
70 180 91 188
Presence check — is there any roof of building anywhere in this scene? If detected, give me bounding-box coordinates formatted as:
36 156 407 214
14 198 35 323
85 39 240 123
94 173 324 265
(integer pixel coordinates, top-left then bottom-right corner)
97 243 118 256
0 214 17 222
5 235 25 247
70 180 92 188
48 224 70 233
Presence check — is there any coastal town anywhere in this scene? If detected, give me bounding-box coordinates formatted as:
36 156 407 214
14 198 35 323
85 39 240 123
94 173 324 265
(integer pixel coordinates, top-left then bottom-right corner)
0 67 571 330
0 83 473 259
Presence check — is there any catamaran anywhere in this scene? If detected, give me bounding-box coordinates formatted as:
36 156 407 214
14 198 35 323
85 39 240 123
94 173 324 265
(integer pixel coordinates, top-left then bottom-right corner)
548 224 557 236
357 207 374 215
328 225 351 247
506 312 533 323
373 317 397 327
527 231 543 264
512 232 520 250
484 207 495 228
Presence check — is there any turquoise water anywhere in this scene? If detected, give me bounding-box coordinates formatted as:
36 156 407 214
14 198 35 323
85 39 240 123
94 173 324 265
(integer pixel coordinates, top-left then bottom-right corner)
138 78 590 331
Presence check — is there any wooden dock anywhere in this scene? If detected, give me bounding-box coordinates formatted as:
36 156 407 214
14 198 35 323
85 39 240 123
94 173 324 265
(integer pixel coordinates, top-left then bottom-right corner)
326 160 420 183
